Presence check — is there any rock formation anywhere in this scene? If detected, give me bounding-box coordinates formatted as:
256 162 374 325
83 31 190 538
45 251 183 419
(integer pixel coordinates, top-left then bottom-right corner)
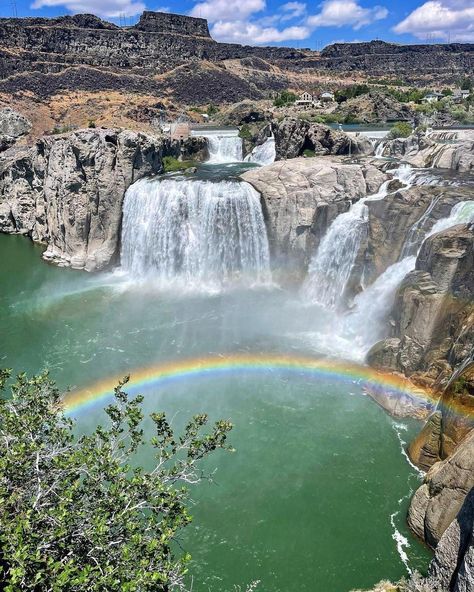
0 108 31 152
0 128 206 271
272 118 373 160
368 224 474 384
335 91 413 124
407 428 474 550
382 132 474 172
241 157 386 278
0 13 472 107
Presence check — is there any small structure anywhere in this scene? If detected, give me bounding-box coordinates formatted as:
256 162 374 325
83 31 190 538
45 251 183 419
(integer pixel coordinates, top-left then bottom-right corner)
320 91 335 102
453 88 471 102
421 92 443 104
170 122 190 141
295 91 316 108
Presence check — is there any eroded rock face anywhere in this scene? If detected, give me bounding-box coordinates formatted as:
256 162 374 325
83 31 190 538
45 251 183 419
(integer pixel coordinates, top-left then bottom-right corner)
0 108 31 152
427 486 474 592
382 132 474 172
272 118 373 160
408 429 474 550
241 157 386 279
368 224 474 382
0 128 205 271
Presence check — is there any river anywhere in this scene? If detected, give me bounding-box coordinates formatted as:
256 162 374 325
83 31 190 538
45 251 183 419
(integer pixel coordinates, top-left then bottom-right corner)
0 129 434 591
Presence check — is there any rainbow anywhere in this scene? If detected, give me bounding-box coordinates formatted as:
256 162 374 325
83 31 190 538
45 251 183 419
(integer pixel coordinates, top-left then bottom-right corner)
64 353 442 415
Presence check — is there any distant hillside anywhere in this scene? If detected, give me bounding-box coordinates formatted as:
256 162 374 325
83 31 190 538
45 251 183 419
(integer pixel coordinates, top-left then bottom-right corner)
0 11 473 106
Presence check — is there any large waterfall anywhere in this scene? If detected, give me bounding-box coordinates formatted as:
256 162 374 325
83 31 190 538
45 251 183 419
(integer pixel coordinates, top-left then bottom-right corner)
121 177 271 289
199 129 244 164
302 165 415 309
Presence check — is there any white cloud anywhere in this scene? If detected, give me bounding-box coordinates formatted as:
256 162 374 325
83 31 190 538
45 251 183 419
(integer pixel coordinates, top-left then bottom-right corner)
393 0 474 42
281 1 307 21
30 0 146 17
190 0 265 22
308 0 388 30
211 19 310 43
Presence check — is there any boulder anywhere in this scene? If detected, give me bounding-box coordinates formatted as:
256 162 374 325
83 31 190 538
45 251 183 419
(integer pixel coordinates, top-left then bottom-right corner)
272 118 373 160
0 107 31 152
408 429 474 549
241 157 386 279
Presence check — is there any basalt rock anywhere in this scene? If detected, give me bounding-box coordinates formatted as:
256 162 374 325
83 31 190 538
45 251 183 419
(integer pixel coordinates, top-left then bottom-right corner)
407 428 474 550
272 118 373 160
0 128 206 271
367 224 474 382
241 157 386 281
0 108 31 152
335 91 413 124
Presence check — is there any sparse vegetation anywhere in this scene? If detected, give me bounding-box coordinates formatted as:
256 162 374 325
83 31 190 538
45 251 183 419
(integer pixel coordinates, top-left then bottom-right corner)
389 122 413 139
239 124 253 140
273 90 297 107
163 156 198 173
335 84 370 104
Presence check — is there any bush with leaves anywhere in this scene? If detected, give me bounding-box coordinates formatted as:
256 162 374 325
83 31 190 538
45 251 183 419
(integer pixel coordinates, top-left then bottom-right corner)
388 122 413 139
0 370 233 591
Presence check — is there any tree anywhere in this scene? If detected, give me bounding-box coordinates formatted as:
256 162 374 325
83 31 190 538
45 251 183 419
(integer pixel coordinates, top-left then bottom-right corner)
0 370 233 591
388 122 413 139
273 90 297 107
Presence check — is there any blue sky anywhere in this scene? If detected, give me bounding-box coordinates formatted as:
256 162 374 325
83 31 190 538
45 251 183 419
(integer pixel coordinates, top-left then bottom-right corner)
1 0 473 47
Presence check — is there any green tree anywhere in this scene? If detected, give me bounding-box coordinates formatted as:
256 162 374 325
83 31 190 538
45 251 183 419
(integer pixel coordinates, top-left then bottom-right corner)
273 90 297 107
0 370 233 591
389 122 413 139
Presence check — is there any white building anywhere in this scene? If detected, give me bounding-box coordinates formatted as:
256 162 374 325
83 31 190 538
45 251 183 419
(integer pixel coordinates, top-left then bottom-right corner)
295 91 316 108
421 92 443 104
453 88 471 102
320 91 335 102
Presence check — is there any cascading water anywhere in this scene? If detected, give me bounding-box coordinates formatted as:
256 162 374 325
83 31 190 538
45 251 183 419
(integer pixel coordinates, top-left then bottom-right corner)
400 195 443 258
121 177 271 289
302 165 414 309
199 129 243 164
342 199 474 356
244 136 276 166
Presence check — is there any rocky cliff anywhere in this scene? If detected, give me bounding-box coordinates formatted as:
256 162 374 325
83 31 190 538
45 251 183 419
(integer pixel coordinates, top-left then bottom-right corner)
0 13 472 106
0 128 206 270
242 157 385 279
368 224 474 390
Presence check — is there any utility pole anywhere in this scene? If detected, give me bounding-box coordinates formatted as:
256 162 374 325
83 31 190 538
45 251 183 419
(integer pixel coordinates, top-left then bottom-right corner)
10 0 18 18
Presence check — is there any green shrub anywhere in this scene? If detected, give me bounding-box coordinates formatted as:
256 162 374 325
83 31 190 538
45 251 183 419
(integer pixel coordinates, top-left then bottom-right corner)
163 156 198 173
273 90 298 107
239 124 253 140
389 122 413 139
88 119 96 128
0 369 232 591
302 149 315 157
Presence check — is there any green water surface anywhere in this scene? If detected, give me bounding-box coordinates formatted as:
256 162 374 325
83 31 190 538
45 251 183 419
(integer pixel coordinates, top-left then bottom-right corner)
0 234 432 592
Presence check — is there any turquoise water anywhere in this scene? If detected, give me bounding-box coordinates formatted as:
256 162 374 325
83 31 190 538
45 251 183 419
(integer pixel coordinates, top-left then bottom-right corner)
0 234 432 591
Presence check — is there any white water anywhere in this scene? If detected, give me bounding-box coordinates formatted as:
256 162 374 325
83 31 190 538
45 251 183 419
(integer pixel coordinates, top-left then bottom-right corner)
400 194 443 258
121 177 271 290
427 200 474 237
244 136 276 166
199 129 244 164
302 165 414 310
340 199 474 356
374 141 386 158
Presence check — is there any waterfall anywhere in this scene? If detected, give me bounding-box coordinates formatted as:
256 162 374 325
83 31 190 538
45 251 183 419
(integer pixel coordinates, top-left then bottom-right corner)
400 195 443 258
121 177 271 289
375 141 386 158
426 200 474 237
343 199 474 356
302 165 414 309
244 136 276 166
199 129 243 164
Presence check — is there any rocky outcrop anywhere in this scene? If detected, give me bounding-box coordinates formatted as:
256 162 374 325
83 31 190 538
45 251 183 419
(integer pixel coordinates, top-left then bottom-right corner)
272 118 373 160
335 91 413 124
0 128 206 270
368 224 474 384
0 108 31 152
364 184 472 283
241 157 386 279
382 132 474 172
408 429 474 549
426 486 474 592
